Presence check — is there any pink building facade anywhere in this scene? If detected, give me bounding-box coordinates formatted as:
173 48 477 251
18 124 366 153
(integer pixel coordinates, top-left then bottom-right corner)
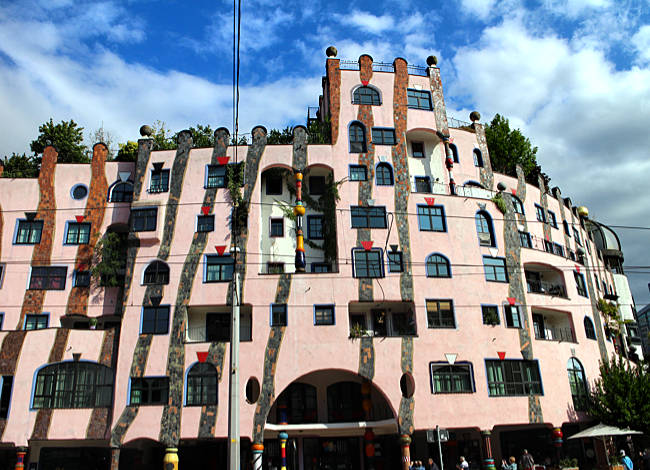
0 51 636 470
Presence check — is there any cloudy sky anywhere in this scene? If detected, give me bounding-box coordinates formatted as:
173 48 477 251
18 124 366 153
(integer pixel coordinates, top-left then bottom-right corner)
1 0 649 304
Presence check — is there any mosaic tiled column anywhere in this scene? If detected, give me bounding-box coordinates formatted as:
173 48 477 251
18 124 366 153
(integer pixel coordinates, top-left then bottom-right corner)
110 447 120 470
400 434 412 470
163 447 178 470
481 430 496 470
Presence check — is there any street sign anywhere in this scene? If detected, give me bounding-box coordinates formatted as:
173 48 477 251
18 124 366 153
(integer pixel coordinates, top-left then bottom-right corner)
426 429 449 442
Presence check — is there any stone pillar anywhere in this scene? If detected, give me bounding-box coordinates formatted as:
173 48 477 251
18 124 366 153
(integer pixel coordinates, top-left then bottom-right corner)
163 447 178 470
279 431 289 470
400 434 412 470
14 447 27 470
110 447 120 470
252 443 264 470
481 430 496 470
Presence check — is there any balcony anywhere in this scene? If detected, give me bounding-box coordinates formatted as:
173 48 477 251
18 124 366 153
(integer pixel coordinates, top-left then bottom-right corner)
348 301 417 338
532 308 576 343
524 263 568 299
526 278 567 298
185 305 252 343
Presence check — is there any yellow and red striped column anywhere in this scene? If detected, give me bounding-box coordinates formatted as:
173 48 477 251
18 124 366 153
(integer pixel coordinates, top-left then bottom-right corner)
15 447 27 470
294 171 306 272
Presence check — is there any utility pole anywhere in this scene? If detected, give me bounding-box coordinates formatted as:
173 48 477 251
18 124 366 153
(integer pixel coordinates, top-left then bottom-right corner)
228 268 241 470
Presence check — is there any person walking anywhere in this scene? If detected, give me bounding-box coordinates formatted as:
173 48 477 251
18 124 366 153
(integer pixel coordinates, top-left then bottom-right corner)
457 456 469 470
428 457 440 470
520 450 534 470
621 450 634 470
502 456 517 470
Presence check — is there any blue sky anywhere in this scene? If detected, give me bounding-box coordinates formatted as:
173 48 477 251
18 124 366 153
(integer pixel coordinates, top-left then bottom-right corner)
1 0 649 305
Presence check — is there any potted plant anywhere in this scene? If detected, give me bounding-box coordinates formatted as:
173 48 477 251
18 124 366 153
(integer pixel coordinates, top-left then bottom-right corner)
559 457 579 470
89 318 98 330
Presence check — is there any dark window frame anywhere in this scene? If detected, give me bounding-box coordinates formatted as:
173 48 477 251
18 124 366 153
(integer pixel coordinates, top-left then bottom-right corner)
584 317 596 340
186 363 218 406
352 248 384 279
29 266 67 290
143 261 170 285
33 361 113 409
482 305 500 325
574 271 588 297
205 165 227 189
349 123 367 153
197 215 215 233
271 304 288 327
141 306 170 335
269 218 284 238
15 219 44 245
149 168 170 193
430 362 475 394
407 88 433 110
473 149 484 167
535 204 546 223
350 206 387 229
426 299 456 329
426 254 451 278
73 270 91 288
483 256 508 283
371 127 396 145
449 143 459 163
387 251 404 273
411 141 425 158
417 205 446 232
205 255 234 283
504 305 522 328
109 181 134 202
519 231 532 248
308 176 326 196
512 196 524 215
349 164 368 181
352 86 381 105
25 313 49 330
129 377 169 406
307 215 324 240
131 208 158 232
486 359 543 397
266 173 283 196
414 176 432 193
314 305 335 326
375 163 394 186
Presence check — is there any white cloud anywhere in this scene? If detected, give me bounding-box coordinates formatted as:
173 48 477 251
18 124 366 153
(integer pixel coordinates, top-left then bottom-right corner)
542 0 612 17
335 10 395 35
459 0 497 20
632 25 650 64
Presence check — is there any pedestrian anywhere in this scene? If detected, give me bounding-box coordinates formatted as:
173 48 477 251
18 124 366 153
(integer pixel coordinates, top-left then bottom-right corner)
520 450 534 470
643 449 650 470
457 456 469 470
621 450 634 470
428 457 440 470
502 456 517 470
416 461 426 470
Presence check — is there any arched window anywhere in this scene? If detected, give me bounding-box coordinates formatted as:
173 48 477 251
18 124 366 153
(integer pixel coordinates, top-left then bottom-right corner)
109 182 134 202
584 317 596 340
567 358 588 411
475 211 495 247
276 382 317 424
349 122 367 153
449 143 459 163
186 363 217 406
375 163 393 186
426 254 451 278
327 381 363 422
143 260 170 285
512 196 524 215
473 149 484 167
352 86 380 105
33 362 113 409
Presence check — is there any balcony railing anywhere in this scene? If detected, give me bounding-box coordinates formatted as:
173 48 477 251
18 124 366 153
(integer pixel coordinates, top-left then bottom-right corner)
337 59 429 76
534 326 576 343
185 325 228 343
526 279 568 298
447 116 473 129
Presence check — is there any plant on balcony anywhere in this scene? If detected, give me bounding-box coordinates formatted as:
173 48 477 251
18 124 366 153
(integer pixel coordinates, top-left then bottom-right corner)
597 298 622 335
91 232 128 287
482 308 500 326
307 116 332 144
349 323 366 339
559 457 579 470
491 193 506 214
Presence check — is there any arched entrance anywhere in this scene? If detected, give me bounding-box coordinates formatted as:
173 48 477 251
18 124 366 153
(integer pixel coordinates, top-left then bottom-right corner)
263 369 398 470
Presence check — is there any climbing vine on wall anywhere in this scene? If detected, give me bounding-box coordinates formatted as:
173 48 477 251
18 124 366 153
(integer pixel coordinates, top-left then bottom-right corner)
227 162 247 234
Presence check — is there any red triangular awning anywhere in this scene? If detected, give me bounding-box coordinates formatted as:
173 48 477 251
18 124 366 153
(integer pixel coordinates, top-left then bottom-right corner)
197 351 209 363
217 156 230 165
424 197 435 206
361 241 373 251
507 297 516 306
215 245 227 256
511 189 517 196
497 351 506 360
201 206 210 216
75 215 85 223
361 80 369 86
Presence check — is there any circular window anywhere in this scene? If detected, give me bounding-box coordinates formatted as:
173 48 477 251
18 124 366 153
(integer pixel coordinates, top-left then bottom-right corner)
71 184 88 200
245 377 261 404
400 372 415 398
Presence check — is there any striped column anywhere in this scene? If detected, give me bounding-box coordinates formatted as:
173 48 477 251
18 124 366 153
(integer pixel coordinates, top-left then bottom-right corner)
294 171 306 272
163 447 178 470
442 135 456 195
481 430 496 470
400 434 411 470
279 431 289 470
252 443 264 470
15 447 27 470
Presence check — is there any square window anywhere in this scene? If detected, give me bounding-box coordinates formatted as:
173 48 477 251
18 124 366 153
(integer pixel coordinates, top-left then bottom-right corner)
388 252 403 273
553 243 565 257
267 263 285 274
573 228 582 246
266 174 283 195
371 128 396 145
197 215 215 233
310 263 331 273
130 377 169 406
25 314 48 330
309 176 326 196
512 197 524 215
350 206 387 229
407 89 433 110
314 305 335 325
426 299 455 328
519 231 532 248
15 220 43 244
548 211 558 228
574 271 588 297
74 270 91 288
206 165 227 188
270 218 284 237
535 204 546 223
430 363 474 394
349 165 368 181
504 305 521 328
29 267 67 290
414 176 432 193
482 305 500 325
411 142 425 158
131 208 158 232
271 304 287 326
205 255 234 282
142 306 170 334
417 205 446 232
65 222 91 245
150 169 170 193
483 257 508 282
353 249 384 278
486 360 542 397
307 215 324 239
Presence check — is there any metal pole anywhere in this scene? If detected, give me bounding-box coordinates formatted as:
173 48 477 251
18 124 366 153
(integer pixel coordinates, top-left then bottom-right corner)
437 425 444 470
229 270 241 470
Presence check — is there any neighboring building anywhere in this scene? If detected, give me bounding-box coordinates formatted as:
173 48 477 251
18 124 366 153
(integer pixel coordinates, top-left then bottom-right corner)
0 50 633 470
636 304 650 358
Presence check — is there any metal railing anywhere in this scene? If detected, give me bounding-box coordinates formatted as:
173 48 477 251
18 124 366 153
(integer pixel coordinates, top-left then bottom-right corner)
336 59 431 76
526 279 568 298
407 64 428 76
447 116 473 128
534 326 576 343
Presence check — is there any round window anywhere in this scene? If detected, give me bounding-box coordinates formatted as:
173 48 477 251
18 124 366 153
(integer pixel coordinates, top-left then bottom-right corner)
71 184 88 200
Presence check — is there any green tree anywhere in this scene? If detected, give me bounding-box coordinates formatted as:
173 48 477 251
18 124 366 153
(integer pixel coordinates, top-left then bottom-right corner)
267 126 293 145
151 120 177 151
92 232 128 287
484 114 549 187
588 356 650 434
115 141 139 162
30 118 88 163
1 153 39 178
181 124 215 148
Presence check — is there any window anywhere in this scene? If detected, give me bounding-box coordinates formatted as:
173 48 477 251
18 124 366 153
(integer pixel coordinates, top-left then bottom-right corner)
574 271 588 297
270 218 284 237
0 313 3 329
349 123 367 153
204 312 252 342
33 362 113 409
449 143 459 163
205 255 234 282
25 314 48 330
206 165 227 188
277 382 318 424
483 257 508 282
186 363 217 406
73 270 91 288
266 174 283 195
350 206 387 229
271 304 287 326
349 164 368 181
353 249 384 278
311 263 332 273
0 376 13 418
426 254 451 278
426 299 455 328
307 215 323 239
371 128 396 145
309 176 325 196
567 358 588 411
504 305 521 328
407 89 432 110
543 240 554 254
197 215 215 233
141 306 170 334
29 267 67 290
414 176 432 193
475 211 495 247
511 196 524 215
563 220 571 236
327 382 363 422
131 208 157 232
150 168 169 193
314 305 335 325
481 305 500 325
352 86 380 105
411 142 425 158
584 317 596 340
573 228 582 246
388 251 403 273
267 262 284 274
430 363 474 394
65 222 91 245
473 149 483 167
349 310 416 337
0 264 4 288
109 182 133 202
71 184 88 200
130 377 169 405
535 204 546 223
553 243 565 257
143 261 170 285
486 360 542 396
375 163 393 185
519 231 532 248
548 211 558 228
418 205 446 232
15 220 43 244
